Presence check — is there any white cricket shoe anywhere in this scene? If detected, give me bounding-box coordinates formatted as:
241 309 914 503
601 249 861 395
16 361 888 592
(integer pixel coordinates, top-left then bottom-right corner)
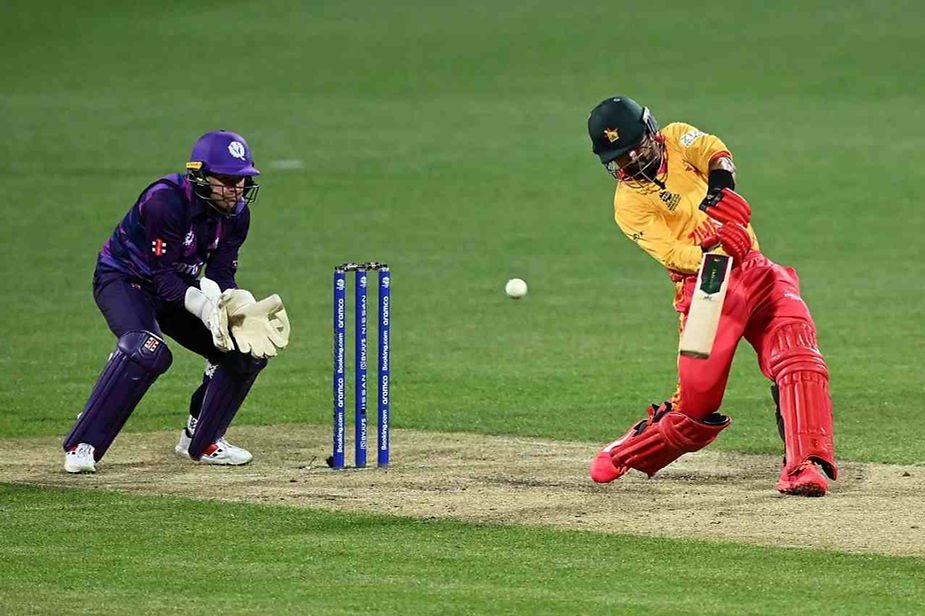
175 429 253 466
65 443 97 473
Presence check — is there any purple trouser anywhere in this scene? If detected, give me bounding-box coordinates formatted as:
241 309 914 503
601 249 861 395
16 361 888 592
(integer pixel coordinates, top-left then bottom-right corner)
93 272 223 361
63 272 266 460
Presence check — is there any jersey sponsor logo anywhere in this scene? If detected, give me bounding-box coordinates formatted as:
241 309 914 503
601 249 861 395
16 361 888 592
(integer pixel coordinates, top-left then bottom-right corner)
151 239 167 256
183 230 195 247
679 129 705 147
604 128 620 143
176 261 204 277
658 190 681 211
228 141 247 159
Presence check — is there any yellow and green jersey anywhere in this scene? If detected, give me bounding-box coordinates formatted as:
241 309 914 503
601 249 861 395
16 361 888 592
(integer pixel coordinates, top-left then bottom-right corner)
613 122 759 275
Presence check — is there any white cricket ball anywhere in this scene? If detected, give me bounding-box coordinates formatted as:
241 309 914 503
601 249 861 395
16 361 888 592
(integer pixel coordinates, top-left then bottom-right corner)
504 278 528 299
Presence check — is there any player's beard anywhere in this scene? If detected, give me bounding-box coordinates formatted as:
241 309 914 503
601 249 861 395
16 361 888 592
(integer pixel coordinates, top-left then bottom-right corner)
616 134 666 191
620 154 665 192
624 155 662 182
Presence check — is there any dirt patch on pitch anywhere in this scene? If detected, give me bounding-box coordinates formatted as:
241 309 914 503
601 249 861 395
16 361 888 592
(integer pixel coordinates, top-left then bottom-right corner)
2 426 923 557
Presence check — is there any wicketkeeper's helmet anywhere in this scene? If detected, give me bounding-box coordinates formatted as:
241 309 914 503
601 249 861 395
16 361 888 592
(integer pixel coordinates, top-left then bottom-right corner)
186 130 261 213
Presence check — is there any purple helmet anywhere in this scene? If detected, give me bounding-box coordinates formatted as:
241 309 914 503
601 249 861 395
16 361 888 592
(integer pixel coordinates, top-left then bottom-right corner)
186 130 261 214
188 130 260 176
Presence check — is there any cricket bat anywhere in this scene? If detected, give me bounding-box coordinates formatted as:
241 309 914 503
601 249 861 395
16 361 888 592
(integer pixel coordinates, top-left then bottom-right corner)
679 252 733 359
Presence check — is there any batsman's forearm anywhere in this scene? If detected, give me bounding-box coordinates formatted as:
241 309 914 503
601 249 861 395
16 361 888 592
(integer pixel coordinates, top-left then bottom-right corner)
639 241 705 274
667 244 709 273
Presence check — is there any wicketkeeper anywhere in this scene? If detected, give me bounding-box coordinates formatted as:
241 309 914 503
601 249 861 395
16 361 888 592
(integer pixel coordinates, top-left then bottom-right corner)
586 96 836 496
63 130 290 473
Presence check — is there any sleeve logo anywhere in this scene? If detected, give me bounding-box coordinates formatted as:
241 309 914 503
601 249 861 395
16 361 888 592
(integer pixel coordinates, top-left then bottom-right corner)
679 129 705 147
151 239 167 256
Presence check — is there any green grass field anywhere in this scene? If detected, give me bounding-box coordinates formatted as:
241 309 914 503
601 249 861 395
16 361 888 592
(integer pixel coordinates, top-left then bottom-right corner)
2 0 923 613
3 484 923 616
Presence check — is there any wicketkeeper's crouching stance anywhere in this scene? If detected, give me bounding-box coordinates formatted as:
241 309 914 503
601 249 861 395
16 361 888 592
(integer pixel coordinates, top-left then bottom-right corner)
585 97 836 496
64 131 290 473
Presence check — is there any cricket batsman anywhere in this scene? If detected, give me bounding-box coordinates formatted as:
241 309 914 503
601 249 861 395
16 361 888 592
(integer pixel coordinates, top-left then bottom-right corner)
63 130 290 473
586 96 836 496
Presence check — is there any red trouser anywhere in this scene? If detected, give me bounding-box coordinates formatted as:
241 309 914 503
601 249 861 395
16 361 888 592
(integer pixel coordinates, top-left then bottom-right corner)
672 251 815 418
671 250 837 479
591 251 835 484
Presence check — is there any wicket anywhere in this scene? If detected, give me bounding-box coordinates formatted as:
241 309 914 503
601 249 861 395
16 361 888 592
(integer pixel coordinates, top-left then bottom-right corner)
329 261 390 469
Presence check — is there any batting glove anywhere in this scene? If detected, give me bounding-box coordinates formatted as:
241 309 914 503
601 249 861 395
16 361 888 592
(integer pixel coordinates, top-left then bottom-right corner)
700 187 751 226
717 222 752 262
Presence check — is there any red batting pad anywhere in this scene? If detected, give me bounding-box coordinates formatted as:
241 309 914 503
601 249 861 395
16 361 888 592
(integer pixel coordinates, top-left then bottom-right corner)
766 322 837 479
609 409 730 477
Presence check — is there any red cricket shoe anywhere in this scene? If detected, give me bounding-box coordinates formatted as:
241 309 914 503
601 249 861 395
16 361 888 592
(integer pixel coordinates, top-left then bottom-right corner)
589 448 629 483
777 460 828 497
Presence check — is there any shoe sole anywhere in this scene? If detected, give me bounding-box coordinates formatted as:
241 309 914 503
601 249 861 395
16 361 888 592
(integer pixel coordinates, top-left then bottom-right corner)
199 456 252 466
64 466 96 474
175 446 251 466
777 482 826 497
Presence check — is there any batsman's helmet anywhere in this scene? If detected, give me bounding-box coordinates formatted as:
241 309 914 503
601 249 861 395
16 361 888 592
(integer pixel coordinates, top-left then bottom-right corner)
588 96 665 190
186 130 260 213
588 96 658 164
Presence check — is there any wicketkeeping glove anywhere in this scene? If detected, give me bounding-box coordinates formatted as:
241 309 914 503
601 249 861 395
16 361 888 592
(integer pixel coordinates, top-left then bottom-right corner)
717 222 752 262
224 288 257 315
699 187 751 226
184 278 234 352
227 293 291 359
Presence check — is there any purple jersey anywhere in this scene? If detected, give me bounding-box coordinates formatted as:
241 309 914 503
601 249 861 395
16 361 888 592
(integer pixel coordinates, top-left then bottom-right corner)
97 173 250 303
